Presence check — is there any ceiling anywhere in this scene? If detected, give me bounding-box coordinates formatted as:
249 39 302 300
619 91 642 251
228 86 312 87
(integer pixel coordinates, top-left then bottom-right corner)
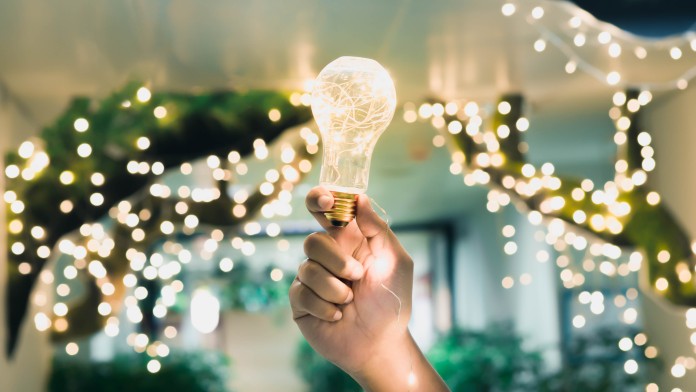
0 0 693 228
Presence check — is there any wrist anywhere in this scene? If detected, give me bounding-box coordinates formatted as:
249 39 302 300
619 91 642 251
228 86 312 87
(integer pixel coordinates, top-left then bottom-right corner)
350 331 448 392
351 330 413 391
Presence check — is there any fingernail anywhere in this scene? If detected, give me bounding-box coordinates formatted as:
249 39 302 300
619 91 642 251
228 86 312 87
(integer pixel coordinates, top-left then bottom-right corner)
318 195 333 210
344 290 354 304
333 310 343 321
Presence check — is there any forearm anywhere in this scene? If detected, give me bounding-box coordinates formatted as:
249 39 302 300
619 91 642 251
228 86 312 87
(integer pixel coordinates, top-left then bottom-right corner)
352 331 449 392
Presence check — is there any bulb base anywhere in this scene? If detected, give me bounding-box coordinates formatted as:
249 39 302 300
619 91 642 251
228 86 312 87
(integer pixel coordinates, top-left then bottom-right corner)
325 191 358 227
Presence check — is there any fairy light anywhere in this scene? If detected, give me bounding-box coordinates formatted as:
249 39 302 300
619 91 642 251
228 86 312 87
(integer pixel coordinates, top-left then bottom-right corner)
136 137 151 150
501 3 516 16
270 268 284 282
606 72 621 85
670 47 683 60
136 87 151 102
672 363 686 378
572 315 586 328
65 342 79 356
5 164 19 178
412 89 696 377
77 143 92 157
624 359 638 375
153 106 167 119
511 2 696 91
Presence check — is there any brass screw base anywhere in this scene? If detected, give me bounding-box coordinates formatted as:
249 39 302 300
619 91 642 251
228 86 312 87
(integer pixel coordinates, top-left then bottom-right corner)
325 191 358 227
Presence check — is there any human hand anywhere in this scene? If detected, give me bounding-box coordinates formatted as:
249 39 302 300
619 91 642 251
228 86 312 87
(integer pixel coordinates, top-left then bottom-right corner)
290 186 413 372
289 187 448 391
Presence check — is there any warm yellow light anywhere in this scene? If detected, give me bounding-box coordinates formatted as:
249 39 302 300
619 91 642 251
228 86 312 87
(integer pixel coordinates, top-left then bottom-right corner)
137 87 152 102
136 137 151 150
634 46 647 59
154 106 167 119
74 118 89 132
655 277 669 291
5 164 19 178
572 315 585 328
531 6 544 19
65 342 79 356
18 141 35 159
268 108 281 122
606 71 621 85
18 262 31 275
608 43 621 58
646 191 660 205
670 47 683 60
77 143 92 157
501 3 515 16
270 268 284 281
657 250 671 263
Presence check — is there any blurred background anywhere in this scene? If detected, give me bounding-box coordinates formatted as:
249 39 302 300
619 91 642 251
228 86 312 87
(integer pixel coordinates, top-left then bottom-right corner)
0 0 695 391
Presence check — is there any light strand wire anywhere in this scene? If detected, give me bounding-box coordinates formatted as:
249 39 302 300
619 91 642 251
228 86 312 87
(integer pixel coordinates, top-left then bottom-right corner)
368 196 415 390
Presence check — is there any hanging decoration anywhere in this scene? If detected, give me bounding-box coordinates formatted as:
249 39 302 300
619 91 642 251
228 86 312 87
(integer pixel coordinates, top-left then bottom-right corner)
500 0 696 91
406 1 696 384
408 88 696 383
4 81 319 363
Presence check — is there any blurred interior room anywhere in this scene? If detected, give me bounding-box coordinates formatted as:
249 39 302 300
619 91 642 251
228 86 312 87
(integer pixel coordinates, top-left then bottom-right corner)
1 0 695 391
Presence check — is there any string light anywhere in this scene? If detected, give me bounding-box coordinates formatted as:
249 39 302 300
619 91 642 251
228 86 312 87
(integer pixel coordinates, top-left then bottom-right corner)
411 84 696 380
508 1 696 90
0 83 317 372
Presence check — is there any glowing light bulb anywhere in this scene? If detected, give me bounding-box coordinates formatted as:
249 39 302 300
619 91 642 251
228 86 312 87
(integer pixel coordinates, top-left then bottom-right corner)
311 56 396 226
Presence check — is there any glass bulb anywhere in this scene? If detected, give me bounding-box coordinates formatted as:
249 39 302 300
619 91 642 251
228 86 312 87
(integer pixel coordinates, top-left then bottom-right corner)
311 56 396 226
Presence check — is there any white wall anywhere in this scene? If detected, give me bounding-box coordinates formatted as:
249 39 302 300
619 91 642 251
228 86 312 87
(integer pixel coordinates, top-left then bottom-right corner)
221 310 305 392
641 84 696 390
453 206 561 368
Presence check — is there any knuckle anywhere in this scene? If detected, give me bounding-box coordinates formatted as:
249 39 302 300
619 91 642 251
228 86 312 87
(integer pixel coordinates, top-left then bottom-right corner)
296 283 313 304
298 260 320 282
303 232 325 255
297 259 311 279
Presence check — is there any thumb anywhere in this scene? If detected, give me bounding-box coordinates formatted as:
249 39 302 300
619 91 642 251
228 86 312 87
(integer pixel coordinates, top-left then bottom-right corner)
355 194 403 257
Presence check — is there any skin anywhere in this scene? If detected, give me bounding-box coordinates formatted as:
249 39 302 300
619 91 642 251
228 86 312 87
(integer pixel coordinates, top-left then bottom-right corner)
289 186 449 391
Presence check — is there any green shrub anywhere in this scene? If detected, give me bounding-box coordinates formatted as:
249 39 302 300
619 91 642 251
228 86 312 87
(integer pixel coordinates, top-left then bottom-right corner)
428 323 543 391
49 350 231 392
295 339 361 392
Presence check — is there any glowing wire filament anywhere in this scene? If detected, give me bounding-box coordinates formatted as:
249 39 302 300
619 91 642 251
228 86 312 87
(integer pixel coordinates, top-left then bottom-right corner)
311 56 396 226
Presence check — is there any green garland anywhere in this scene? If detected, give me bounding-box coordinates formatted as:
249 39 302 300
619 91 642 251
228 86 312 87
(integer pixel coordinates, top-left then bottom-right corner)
436 92 695 306
4 81 312 357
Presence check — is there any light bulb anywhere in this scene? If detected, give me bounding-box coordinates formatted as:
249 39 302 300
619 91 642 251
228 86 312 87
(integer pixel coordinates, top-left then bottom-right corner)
311 56 396 226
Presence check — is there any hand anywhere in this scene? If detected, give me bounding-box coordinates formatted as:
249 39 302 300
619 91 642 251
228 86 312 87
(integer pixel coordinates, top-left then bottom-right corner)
289 187 449 391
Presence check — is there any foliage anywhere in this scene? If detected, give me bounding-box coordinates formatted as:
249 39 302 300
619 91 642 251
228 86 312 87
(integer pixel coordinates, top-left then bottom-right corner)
295 339 361 392
217 263 295 312
49 350 232 392
295 322 657 392
427 323 544 392
427 323 657 392
4 81 312 356
543 326 659 392
433 91 696 306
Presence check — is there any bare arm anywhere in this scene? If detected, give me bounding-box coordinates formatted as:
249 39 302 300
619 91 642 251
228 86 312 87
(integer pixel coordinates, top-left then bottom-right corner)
289 187 449 391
